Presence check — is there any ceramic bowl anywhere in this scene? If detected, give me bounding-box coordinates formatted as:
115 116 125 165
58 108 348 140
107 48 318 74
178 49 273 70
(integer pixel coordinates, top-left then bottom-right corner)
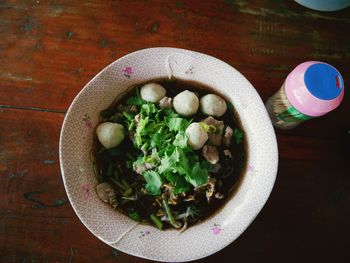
59 47 278 262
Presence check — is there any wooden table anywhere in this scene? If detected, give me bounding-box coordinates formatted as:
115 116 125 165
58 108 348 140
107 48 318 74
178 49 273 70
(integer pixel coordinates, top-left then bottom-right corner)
1 1 349 262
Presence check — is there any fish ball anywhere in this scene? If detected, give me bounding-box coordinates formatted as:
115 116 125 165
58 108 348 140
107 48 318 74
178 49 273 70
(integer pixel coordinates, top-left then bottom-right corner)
173 90 199 116
140 83 166 103
185 122 208 150
96 122 125 149
200 94 227 117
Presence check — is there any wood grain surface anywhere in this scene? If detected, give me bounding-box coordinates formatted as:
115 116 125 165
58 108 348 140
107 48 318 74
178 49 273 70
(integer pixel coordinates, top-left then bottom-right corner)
0 1 349 262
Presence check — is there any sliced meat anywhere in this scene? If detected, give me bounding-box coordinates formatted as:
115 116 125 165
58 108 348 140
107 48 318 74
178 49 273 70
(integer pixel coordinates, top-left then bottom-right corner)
158 96 173 109
223 126 233 147
202 116 224 146
202 145 219 164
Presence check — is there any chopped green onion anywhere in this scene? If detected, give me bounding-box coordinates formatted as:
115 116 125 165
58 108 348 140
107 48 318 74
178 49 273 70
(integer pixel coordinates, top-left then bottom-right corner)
128 208 141 222
162 199 175 224
199 122 216 134
150 214 163 230
141 142 149 153
128 120 135 131
123 187 133 197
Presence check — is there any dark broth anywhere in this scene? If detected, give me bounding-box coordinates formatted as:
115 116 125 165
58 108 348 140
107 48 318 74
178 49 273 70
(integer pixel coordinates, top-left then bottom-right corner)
93 78 247 228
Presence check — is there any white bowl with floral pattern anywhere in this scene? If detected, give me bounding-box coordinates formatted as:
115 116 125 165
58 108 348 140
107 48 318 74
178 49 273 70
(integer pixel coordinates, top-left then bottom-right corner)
59 47 278 262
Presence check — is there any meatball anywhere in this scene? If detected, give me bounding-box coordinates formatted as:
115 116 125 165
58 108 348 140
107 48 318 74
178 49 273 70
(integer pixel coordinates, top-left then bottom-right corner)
200 94 227 117
173 90 199 116
96 122 125 149
140 83 166 103
185 122 208 150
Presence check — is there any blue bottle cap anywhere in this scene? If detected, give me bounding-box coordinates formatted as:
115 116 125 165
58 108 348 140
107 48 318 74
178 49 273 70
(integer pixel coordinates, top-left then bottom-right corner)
304 63 344 100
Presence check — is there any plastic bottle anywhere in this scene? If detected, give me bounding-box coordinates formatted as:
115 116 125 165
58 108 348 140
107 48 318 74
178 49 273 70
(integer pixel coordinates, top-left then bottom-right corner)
265 61 345 129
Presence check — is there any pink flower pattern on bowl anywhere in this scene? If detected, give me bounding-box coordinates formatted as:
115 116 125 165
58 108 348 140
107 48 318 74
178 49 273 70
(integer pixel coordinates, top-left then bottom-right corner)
248 164 257 176
122 66 133 78
82 114 93 129
81 183 91 198
211 223 223 235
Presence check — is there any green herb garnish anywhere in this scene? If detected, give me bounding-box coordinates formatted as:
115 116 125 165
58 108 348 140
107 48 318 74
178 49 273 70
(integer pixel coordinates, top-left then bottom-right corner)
199 122 217 134
227 102 234 111
233 128 243 144
127 100 209 194
126 88 146 106
128 208 141 222
143 170 163 195
150 214 163 229
94 85 246 231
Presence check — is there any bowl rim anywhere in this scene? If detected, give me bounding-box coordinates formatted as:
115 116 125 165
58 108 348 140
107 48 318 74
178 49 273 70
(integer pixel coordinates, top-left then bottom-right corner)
59 47 278 262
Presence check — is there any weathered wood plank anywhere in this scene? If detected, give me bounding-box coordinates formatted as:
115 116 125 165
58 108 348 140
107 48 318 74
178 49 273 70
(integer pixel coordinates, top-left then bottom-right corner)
0 0 349 113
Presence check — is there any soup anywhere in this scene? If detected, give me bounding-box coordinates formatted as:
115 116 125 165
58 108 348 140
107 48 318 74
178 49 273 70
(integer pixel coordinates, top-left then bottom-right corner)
92 79 246 231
